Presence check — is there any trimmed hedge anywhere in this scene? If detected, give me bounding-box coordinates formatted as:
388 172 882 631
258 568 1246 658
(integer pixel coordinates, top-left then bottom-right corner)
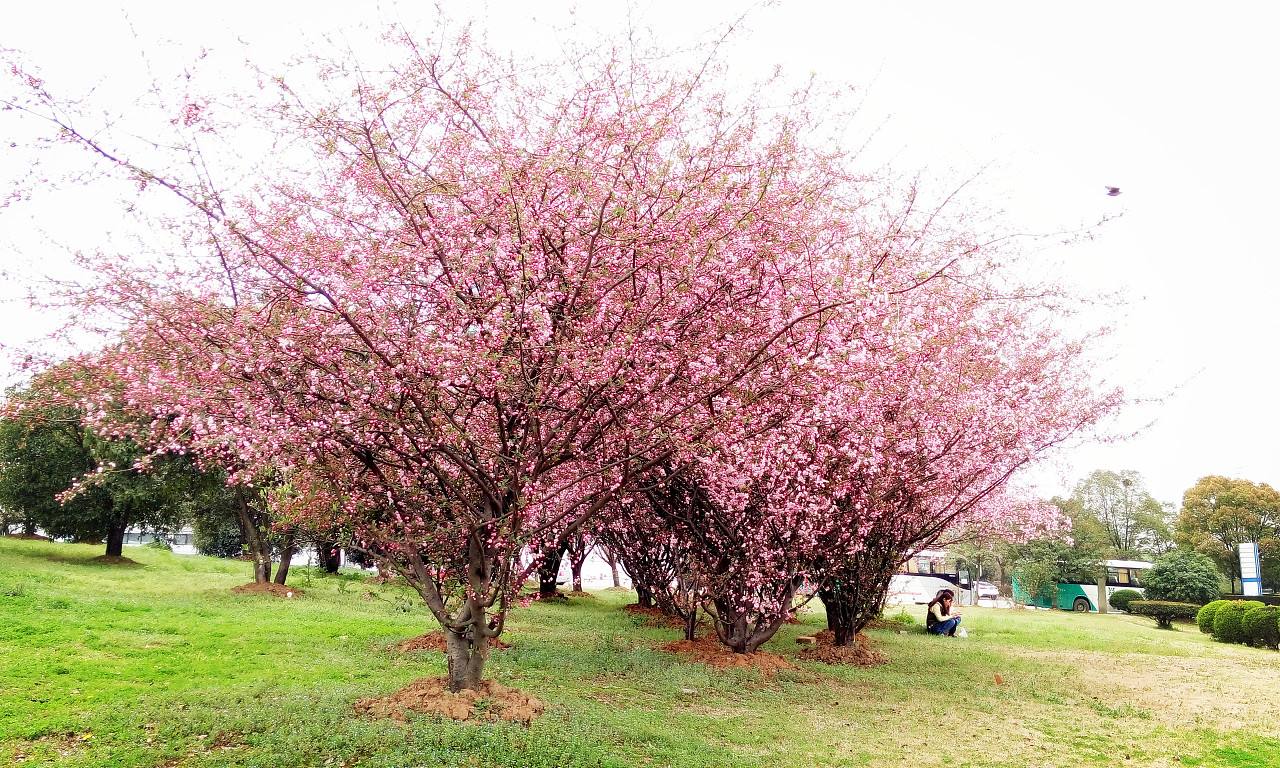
1242 605 1280 649
1108 589 1143 613
1197 600 1231 633
1212 601 1264 643
1128 600 1200 629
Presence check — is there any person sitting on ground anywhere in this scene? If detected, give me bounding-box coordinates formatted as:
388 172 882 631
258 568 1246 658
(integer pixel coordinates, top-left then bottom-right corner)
925 589 962 636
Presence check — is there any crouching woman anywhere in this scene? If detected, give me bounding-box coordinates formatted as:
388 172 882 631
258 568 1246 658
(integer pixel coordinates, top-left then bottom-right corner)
926 589 962 636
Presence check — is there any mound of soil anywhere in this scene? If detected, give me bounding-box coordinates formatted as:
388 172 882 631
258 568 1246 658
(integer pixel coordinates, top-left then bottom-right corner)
622 603 685 628
660 636 794 675
6 533 51 541
798 633 887 667
355 677 544 724
396 631 511 653
230 582 303 598
90 555 141 566
566 590 595 599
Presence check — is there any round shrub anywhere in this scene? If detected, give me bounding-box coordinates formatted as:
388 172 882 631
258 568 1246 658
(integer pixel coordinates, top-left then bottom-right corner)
1141 549 1223 605
1128 600 1200 629
1109 589 1142 612
1197 599 1230 633
1242 605 1280 649
1213 601 1263 644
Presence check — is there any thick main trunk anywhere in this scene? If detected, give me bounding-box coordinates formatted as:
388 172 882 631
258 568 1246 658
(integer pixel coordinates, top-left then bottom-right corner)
273 534 296 585
538 546 566 598
636 585 654 608
403 532 506 693
104 515 128 558
443 626 490 692
571 560 584 592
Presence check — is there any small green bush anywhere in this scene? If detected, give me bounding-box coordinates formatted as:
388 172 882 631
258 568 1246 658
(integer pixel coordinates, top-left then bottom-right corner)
884 609 917 627
1197 600 1230 633
1241 605 1280 649
1108 589 1142 612
1128 600 1200 629
145 538 173 551
1213 601 1264 643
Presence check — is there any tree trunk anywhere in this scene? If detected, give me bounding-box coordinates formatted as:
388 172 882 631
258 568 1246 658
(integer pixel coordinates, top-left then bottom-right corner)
104 515 128 558
401 533 502 693
273 534 296 585
538 545 566 599
444 626 490 692
637 584 654 608
711 579 797 652
819 564 896 647
234 489 272 583
565 534 590 592
605 548 622 587
317 540 341 573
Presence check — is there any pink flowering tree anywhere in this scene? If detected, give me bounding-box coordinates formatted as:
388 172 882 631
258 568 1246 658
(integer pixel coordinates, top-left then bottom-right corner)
615 250 1118 653
806 289 1119 646
5 33 884 690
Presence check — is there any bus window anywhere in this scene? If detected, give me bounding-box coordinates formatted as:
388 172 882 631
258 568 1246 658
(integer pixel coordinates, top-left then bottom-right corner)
1107 568 1131 586
1128 569 1142 586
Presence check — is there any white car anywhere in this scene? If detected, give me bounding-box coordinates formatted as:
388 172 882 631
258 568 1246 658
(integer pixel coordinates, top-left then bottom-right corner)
976 581 1000 599
886 574 958 605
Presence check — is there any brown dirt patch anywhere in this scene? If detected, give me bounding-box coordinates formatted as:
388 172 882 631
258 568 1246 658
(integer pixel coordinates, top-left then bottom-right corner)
89 555 140 566
566 590 595 598
396 631 511 653
6 533 51 541
660 636 795 675
230 582 303 598
798 633 887 666
622 603 685 628
355 676 544 724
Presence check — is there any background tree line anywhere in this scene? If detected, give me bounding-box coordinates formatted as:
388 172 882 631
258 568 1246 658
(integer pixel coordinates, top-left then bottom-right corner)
991 470 1280 604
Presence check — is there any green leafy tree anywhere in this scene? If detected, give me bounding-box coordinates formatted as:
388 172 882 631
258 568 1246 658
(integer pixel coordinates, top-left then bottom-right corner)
1009 537 1105 607
1141 548 1223 605
1175 476 1280 591
0 371 192 557
1073 470 1172 558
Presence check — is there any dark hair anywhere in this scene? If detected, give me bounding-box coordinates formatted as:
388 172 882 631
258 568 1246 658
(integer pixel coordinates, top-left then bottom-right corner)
927 589 955 614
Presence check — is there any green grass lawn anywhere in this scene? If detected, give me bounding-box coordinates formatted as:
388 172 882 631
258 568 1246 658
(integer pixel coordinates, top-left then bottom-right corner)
2 537 1279 768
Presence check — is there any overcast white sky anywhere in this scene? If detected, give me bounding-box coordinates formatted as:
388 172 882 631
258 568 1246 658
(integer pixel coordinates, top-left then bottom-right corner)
2 1 1278 508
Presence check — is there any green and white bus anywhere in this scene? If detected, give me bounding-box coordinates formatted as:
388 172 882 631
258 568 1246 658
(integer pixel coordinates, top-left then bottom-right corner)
1013 559 1153 612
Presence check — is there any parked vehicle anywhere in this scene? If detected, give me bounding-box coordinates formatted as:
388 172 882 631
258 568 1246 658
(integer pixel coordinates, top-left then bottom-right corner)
976 580 1000 600
1012 559 1152 612
886 574 959 605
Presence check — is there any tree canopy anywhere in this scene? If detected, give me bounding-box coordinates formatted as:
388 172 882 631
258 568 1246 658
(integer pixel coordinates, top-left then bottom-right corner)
1175 475 1280 590
1071 470 1172 558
